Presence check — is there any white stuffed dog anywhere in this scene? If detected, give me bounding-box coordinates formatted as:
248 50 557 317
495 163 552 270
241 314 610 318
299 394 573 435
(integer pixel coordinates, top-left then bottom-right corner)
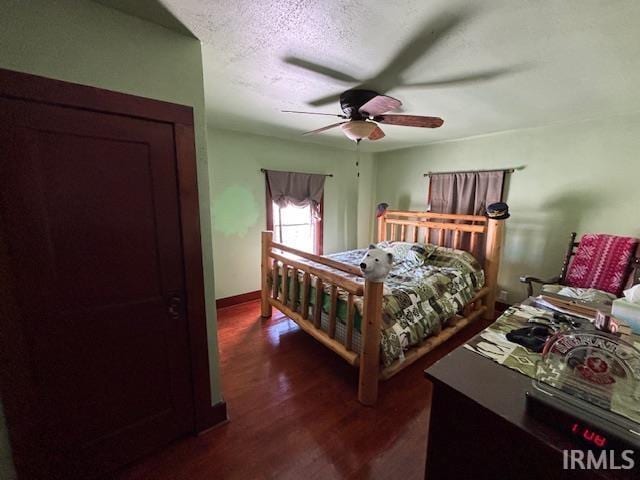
359 244 393 282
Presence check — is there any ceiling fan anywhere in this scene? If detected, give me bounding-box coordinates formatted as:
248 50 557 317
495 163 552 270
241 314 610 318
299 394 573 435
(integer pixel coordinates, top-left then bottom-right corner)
281 8 522 142
283 89 443 142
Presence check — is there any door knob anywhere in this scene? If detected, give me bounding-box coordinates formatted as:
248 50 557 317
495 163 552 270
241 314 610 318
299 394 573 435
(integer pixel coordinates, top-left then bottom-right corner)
167 292 185 320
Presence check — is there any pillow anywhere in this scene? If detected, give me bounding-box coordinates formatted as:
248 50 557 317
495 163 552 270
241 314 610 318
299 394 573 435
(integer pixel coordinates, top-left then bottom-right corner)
426 246 483 275
376 241 436 267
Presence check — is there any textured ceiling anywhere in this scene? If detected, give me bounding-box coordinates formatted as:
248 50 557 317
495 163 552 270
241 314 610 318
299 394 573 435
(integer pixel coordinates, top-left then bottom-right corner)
136 0 640 151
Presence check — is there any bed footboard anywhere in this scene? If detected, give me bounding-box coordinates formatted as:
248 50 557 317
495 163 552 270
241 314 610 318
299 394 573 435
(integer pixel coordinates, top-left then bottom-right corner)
261 231 384 405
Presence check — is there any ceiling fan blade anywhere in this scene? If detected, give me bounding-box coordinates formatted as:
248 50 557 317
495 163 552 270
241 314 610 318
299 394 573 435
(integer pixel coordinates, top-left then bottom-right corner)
284 56 361 84
400 67 522 89
302 121 348 135
368 125 385 141
370 9 473 90
359 95 402 117
282 110 346 118
375 115 444 128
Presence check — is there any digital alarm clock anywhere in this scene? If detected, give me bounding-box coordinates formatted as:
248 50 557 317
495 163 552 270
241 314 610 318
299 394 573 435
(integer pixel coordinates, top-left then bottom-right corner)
526 386 640 452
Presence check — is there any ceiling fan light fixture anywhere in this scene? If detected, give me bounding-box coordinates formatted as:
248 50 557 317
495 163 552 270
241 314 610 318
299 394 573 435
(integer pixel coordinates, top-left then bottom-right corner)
341 120 377 141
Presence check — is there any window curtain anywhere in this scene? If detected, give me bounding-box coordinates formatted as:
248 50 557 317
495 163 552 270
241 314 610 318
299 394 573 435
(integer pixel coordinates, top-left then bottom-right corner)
428 171 504 216
265 170 326 219
427 171 505 253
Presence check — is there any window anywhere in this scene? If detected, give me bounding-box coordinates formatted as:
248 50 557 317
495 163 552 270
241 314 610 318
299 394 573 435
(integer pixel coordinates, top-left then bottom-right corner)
264 169 325 255
267 198 323 255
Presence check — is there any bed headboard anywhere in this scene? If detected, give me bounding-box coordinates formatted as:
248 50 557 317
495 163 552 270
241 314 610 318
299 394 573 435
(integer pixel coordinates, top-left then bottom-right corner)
378 210 488 256
377 209 504 306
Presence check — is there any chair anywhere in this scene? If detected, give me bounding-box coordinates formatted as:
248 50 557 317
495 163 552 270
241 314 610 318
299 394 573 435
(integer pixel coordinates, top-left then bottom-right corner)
520 232 640 298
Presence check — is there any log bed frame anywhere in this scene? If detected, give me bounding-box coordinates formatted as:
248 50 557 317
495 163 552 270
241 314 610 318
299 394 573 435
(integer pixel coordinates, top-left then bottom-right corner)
261 209 504 405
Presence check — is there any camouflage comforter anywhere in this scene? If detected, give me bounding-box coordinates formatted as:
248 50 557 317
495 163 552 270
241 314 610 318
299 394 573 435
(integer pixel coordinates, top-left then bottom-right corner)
330 243 484 365
273 241 484 366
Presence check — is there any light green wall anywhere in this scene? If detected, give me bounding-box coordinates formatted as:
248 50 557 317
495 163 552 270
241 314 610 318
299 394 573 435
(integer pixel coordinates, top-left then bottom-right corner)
375 112 640 304
210 112 640 304
357 150 378 247
208 128 374 299
0 1 223 475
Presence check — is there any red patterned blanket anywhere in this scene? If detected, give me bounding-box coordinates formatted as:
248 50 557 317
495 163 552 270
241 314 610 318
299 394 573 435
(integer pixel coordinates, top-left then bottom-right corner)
565 234 638 295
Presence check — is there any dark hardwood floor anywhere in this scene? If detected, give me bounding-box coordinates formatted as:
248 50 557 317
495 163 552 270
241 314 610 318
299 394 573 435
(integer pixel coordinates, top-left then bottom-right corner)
117 300 494 480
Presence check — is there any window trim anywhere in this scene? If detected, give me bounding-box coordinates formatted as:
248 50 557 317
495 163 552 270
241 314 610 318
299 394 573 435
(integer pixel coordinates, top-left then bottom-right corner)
265 185 323 255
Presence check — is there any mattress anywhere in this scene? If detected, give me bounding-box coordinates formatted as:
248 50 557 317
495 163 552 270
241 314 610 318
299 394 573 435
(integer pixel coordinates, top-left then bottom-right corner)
272 242 485 366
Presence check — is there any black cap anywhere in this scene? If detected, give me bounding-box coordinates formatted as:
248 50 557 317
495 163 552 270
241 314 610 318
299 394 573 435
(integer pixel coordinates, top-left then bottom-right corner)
486 202 510 220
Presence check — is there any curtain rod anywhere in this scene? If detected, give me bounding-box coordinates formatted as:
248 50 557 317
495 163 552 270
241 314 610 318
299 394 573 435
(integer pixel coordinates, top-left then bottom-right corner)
423 167 519 177
260 168 333 177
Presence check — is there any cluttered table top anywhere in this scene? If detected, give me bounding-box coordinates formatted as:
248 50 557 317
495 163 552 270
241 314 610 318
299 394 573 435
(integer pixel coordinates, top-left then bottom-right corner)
465 294 640 377
424 293 640 479
464 293 640 428
464 295 640 378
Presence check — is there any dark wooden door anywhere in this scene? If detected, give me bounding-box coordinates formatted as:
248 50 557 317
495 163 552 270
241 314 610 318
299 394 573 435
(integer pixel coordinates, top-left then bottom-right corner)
0 95 195 478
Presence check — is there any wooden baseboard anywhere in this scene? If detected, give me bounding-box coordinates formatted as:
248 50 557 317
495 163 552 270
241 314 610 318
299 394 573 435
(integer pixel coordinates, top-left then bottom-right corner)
216 290 260 309
197 401 228 434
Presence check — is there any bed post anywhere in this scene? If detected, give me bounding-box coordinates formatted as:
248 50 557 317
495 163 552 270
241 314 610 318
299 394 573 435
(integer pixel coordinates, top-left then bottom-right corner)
358 280 384 405
261 231 273 318
483 219 504 320
377 213 387 242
